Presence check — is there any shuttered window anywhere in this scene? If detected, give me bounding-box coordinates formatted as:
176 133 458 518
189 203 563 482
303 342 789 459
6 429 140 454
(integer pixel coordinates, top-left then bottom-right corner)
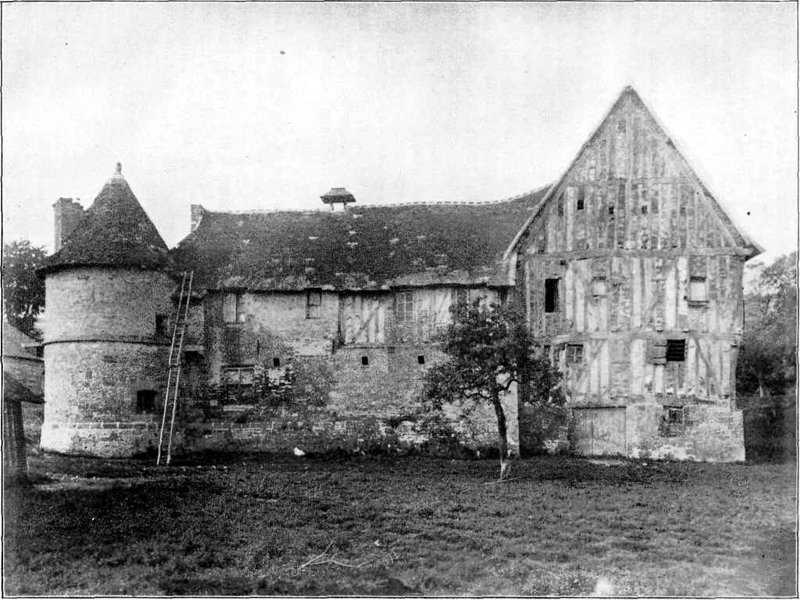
306 290 322 319
647 338 667 364
395 291 414 325
689 277 708 303
223 293 246 324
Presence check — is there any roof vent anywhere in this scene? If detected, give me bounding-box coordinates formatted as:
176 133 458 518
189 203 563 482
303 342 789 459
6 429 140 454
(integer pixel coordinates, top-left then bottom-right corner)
321 187 356 211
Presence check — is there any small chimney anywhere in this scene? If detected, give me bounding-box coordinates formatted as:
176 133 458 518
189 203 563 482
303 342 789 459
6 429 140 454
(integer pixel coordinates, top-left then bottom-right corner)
320 187 356 212
53 198 85 252
190 204 205 232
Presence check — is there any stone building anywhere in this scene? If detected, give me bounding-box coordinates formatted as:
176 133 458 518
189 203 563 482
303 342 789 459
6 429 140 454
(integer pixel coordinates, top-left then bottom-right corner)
36 86 759 461
38 164 175 456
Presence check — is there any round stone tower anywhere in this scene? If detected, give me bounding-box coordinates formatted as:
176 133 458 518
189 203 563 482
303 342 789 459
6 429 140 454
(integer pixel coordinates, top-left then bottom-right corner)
39 164 177 457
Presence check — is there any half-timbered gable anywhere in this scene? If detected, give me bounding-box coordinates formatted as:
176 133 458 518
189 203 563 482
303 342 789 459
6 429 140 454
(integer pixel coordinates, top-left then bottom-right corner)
510 86 761 461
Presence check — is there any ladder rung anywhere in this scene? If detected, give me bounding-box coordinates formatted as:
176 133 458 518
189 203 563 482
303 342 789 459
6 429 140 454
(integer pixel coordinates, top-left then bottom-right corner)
157 270 194 466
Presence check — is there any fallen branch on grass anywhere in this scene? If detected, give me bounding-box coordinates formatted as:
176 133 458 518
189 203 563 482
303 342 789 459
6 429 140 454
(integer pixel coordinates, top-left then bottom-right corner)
298 541 334 570
325 558 371 569
297 542 371 570
483 476 522 485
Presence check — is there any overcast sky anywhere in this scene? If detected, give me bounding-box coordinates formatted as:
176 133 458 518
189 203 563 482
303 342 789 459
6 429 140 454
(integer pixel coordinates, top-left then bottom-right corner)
3 3 797 263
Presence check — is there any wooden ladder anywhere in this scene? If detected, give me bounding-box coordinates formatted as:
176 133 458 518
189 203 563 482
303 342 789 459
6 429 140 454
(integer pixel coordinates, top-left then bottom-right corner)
157 271 194 466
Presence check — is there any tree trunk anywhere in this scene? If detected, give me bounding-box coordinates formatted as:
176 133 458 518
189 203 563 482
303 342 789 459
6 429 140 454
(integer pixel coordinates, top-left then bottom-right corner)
491 392 511 480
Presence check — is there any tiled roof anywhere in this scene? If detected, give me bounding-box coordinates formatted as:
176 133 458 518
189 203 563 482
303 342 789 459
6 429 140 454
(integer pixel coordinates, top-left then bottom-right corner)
2 322 41 360
41 165 169 274
171 187 549 291
3 372 43 404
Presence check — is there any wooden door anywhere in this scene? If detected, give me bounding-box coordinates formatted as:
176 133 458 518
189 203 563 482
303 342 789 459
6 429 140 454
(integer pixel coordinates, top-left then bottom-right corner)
572 407 627 456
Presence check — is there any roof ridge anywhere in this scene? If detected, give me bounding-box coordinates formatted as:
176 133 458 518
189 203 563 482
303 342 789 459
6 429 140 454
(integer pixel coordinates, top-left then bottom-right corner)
201 184 551 216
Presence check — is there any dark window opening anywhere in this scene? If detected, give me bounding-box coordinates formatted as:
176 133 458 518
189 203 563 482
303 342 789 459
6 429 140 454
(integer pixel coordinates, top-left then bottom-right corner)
566 344 584 365
557 196 564 217
361 356 369 366
155 314 169 337
679 204 687 216
608 205 615 216
545 279 560 313
576 187 585 211
273 357 281 368
136 390 157 413
417 355 425 365
641 205 648 215
666 339 686 362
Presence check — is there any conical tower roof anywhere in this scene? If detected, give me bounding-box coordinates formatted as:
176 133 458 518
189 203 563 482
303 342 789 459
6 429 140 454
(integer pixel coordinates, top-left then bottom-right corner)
41 164 169 274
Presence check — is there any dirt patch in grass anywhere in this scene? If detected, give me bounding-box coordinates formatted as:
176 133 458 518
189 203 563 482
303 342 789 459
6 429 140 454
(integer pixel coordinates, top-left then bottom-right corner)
4 454 796 596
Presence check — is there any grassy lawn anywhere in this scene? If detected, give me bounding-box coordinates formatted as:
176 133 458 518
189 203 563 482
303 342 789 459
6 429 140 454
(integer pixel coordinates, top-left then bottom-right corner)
3 453 796 596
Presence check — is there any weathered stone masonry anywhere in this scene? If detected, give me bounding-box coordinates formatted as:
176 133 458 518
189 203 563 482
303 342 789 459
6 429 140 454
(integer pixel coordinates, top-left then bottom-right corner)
38 87 759 461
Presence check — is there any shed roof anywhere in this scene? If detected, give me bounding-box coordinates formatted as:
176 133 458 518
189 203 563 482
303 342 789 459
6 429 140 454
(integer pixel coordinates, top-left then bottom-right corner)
41 164 169 274
2 322 41 361
171 187 549 291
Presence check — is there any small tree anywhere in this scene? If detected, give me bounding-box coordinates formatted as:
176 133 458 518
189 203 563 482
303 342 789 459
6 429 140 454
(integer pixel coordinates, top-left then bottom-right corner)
738 252 797 397
2 240 47 340
423 299 564 479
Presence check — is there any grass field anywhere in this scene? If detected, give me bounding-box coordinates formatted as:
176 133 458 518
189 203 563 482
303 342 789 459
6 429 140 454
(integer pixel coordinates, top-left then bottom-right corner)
3 453 796 596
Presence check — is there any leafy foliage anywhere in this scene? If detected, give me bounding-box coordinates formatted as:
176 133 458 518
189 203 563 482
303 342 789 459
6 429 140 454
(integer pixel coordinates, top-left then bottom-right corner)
2 240 46 340
423 299 563 474
737 252 797 396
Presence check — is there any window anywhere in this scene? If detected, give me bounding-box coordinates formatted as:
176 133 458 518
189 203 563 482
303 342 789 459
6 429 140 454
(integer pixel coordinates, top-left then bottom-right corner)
689 277 708 303
222 366 255 404
591 277 607 298
641 205 648 215
666 339 686 362
661 406 685 437
306 289 322 319
608 205 615 216
155 314 169 337
566 344 584 364
417 355 425 365
272 357 281 368
136 390 157 413
395 291 414 325
576 187 585 211
361 356 369 367
456 288 468 305
545 279 560 313
223 293 246 324
557 196 564 217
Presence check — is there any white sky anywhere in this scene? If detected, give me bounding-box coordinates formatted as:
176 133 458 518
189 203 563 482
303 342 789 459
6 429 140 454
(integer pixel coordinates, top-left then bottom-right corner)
3 3 797 262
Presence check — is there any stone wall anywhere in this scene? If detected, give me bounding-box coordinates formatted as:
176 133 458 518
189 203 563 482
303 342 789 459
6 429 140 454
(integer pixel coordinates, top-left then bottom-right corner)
519 401 744 462
178 342 513 457
40 267 179 457
626 403 745 462
42 268 177 343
